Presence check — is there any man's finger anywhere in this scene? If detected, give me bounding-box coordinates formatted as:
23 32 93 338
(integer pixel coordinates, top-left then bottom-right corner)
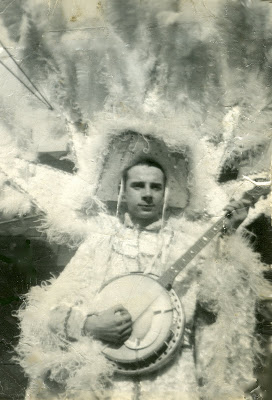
224 206 248 217
117 321 133 332
121 335 131 343
224 199 251 212
120 312 132 323
224 204 241 212
241 198 253 206
115 313 132 325
112 304 128 314
121 327 133 338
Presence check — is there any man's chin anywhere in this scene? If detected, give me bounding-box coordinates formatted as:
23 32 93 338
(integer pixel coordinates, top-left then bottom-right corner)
137 211 160 221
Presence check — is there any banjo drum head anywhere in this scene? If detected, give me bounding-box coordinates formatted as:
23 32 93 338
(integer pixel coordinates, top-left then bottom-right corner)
95 273 185 375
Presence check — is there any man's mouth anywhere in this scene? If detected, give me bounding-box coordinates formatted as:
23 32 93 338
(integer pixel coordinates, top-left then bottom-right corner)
139 204 154 209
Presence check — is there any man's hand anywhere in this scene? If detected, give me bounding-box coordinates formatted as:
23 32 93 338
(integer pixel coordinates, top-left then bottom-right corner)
223 198 251 233
83 305 132 345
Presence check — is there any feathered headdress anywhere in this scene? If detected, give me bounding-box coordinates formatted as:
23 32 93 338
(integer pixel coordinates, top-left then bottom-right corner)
0 0 271 235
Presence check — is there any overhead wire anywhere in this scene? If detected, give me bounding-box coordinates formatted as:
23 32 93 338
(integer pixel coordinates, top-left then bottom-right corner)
0 39 54 110
0 59 51 109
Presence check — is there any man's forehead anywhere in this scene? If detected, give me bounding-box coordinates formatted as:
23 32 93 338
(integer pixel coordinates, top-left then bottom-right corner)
126 165 164 182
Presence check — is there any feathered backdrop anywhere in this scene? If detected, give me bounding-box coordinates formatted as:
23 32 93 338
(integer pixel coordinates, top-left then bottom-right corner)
0 2 271 399
0 0 271 235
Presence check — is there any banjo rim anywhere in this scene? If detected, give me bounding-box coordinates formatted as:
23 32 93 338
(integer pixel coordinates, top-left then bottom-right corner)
97 272 186 376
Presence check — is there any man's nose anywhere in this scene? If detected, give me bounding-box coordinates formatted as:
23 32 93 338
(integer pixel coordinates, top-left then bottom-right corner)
142 187 153 203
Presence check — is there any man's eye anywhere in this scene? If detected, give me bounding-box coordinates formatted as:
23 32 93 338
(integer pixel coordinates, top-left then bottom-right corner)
151 185 162 191
131 183 144 189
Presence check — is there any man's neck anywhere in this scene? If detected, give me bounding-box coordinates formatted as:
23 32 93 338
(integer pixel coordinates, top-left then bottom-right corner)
124 213 163 230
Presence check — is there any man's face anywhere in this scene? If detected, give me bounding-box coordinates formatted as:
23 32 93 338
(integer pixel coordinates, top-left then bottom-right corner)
124 165 165 226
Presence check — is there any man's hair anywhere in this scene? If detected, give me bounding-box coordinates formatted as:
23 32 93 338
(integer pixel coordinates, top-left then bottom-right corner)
122 159 167 187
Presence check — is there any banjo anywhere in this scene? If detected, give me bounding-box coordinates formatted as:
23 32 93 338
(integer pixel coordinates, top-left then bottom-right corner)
95 183 270 376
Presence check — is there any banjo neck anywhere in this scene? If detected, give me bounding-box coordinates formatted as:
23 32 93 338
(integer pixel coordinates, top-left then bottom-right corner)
158 215 225 290
158 182 270 290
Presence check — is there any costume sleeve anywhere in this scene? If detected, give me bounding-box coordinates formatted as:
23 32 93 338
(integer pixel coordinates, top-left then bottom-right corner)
15 234 114 396
195 232 270 400
47 304 89 341
0 157 103 246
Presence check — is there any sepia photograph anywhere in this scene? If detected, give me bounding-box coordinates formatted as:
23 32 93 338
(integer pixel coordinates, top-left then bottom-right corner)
0 1 271 399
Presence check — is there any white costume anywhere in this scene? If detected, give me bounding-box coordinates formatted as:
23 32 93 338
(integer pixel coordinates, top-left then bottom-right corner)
16 211 268 400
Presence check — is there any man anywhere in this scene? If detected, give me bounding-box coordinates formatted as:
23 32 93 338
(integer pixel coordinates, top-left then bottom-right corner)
17 159 264 400
83 160 246 345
